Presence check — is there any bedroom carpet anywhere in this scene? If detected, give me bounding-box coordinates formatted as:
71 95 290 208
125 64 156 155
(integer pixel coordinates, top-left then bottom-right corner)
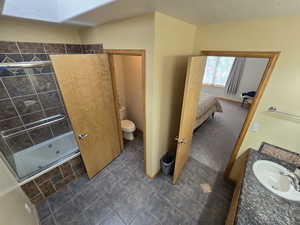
190 99 248 172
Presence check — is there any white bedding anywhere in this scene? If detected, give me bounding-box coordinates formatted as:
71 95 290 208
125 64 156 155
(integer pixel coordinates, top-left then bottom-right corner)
195 93 223 127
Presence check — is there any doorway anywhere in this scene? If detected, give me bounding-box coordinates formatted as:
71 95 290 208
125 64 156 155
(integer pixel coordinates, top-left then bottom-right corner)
191 56 269 172
173 51 279 183
105 49 147 173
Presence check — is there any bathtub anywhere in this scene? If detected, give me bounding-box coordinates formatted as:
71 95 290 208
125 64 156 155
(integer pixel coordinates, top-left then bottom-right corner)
13 131 79 181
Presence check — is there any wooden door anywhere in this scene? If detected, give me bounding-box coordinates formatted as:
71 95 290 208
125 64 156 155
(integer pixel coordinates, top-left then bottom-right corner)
50 54 121 178
173 56 207 184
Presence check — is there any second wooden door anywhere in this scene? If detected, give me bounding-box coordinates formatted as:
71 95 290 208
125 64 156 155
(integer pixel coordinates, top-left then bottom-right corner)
173 56 207 184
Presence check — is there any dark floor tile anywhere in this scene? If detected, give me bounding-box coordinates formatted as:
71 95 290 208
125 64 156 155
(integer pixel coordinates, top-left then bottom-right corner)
73 184 99 210
0 117 23 131
54 200 81 225
2 76 34 97
31 74 57 93
169 189 205 221
13 95 42 115
84 195 115 225
91 172 120 195
34 133 232 225
68 213 92 225
68 176 91 194
36 201 51 221
0 99 18 120
48 186 74 213
29 126 53 144
39 91 62 109
0 41 19 53
131 211 161 225
6 133 33 153
17 42 45 54
44 43 66 54
101 213 126 225
111 192 145 225
121 175 154 200
41 215 56 225
147 194 194 225
90 166 111 183
109 162 131 181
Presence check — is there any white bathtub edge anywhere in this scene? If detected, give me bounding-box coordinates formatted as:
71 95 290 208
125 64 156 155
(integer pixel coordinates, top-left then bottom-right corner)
18 151 81 186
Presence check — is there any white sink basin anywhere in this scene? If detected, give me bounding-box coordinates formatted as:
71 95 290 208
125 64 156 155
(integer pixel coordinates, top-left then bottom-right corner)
252 160 300 201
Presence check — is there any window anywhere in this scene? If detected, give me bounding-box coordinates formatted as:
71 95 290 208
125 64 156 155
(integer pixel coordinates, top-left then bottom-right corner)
203 56 235 87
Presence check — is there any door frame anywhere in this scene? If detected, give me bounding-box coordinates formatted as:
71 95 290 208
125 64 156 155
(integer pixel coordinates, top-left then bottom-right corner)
104 49 147 173
200 50 280 178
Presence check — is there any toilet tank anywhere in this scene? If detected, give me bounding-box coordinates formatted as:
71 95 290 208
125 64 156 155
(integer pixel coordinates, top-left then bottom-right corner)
119 106 127 120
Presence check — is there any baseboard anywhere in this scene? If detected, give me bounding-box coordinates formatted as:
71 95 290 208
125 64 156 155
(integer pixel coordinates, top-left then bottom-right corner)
217 96 243 104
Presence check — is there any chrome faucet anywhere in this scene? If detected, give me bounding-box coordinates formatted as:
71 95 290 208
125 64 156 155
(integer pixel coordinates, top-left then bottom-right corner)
280 170 300 192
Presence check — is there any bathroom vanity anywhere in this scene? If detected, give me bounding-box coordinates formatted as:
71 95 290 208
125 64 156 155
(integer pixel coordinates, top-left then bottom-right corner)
226 149 300 225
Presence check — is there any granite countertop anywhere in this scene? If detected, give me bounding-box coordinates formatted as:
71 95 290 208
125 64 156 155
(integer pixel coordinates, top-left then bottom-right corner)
235 149 300 225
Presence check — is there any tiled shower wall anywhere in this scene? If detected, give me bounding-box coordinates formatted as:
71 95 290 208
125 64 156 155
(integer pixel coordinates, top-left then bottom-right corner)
0 41 103 203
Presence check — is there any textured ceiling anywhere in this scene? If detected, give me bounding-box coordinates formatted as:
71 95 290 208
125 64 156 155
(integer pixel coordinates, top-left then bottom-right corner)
1 0 300 26
66 0 300 26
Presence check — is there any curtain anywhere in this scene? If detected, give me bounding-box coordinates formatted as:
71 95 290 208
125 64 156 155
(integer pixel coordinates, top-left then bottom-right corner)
225 57 246 95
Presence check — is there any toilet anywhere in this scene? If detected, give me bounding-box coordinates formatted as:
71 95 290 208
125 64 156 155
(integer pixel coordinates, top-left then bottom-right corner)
119 106 136 141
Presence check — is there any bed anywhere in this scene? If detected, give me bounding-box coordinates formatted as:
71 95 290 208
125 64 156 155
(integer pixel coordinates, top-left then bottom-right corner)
194 93 223 130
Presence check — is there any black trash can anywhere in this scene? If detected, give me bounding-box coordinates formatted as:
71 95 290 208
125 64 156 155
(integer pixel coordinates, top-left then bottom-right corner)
160 152 175 176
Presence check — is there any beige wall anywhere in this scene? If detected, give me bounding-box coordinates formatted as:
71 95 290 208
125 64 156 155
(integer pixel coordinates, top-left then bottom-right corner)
113 55 126 107
113 55 144 131
79 14 157 175
0 18 81 43
80 12 198 176
123 55 144 131
0 160 39 225
195 16 300 181
153 12 197 173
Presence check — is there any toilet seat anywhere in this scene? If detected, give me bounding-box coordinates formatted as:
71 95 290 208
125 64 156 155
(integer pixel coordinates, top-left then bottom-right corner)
121 120 136 132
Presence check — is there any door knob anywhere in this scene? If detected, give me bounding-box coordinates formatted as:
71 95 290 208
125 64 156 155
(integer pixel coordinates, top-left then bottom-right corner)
78 133 88 140
175 137 186 144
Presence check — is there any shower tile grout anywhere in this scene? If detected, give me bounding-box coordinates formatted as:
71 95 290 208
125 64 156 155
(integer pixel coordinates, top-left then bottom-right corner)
26 70 55 138
0 78 36 146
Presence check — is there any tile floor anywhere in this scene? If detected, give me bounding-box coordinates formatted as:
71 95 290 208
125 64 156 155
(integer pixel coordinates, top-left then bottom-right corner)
38 133 234 225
